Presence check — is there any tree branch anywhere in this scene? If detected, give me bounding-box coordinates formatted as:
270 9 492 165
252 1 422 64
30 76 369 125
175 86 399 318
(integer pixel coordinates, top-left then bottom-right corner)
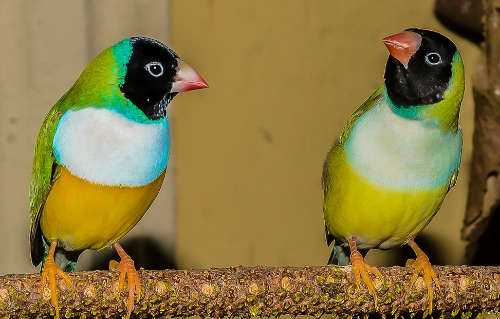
434 0 485 44
0 265 498 318
463 0 500 264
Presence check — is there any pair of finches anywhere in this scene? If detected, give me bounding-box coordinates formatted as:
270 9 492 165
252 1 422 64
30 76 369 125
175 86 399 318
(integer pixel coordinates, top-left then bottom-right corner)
30 29 464 318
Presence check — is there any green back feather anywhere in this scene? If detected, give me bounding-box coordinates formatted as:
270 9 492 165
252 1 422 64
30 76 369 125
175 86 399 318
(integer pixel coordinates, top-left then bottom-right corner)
29 107 63 225
322 87 383 192
338 87 384 145
29 106 62 266
57 39 154 123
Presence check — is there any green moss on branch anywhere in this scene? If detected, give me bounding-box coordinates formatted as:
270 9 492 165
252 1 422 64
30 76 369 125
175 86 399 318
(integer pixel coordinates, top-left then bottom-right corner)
0 265 498 318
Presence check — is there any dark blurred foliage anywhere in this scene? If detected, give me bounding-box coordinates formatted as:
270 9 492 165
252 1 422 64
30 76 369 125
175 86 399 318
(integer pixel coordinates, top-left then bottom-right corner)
465 206 500 265
434 0 484 44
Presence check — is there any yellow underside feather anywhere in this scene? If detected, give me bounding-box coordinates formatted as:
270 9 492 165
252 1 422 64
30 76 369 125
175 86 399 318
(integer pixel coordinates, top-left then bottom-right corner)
323 145 449 249
41 166 165 251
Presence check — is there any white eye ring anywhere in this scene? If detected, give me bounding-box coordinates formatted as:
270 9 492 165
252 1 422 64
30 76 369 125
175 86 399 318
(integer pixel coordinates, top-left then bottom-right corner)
425 52 442 65
145 62 164 77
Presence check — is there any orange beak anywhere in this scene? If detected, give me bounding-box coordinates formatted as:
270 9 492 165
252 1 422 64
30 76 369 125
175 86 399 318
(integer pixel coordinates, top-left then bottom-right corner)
382 31 422 69
170 59 209 93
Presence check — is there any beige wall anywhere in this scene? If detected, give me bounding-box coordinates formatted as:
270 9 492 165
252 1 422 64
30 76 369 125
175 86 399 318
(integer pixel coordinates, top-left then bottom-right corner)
0 1 481 275
171 1 480 268
0 1 174 274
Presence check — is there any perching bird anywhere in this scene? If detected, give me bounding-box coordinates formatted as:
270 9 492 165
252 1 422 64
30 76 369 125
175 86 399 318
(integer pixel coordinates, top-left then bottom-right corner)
29 37 208 319
322 29 464 313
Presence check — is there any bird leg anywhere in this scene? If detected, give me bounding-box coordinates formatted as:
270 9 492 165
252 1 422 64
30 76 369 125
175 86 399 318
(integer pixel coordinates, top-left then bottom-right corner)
40 240 74 319
109 243 141 319
405 239 441 314
348 237 383 309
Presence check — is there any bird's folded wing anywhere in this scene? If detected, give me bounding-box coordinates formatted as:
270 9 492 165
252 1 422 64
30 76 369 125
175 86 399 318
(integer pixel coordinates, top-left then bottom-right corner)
338 86 384 145
29 107 63 265
321 86 384 248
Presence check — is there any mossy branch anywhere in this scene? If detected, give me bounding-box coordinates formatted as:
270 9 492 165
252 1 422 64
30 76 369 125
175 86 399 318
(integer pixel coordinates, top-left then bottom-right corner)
0 265 498 318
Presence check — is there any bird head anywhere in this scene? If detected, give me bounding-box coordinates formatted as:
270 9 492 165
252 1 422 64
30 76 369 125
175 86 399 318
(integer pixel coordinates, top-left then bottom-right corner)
382 29 464 129
64 37 207 122
118 37 208 120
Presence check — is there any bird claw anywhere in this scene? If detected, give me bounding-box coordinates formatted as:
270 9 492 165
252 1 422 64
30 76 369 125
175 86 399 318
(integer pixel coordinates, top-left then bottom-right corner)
350 250 382 310
109 246 141 319
406 242 441 314
41 253 74 319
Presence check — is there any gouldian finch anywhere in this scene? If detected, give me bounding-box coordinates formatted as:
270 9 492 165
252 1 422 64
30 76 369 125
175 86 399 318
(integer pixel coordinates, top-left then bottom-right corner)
29 37 208 319
322 29 464 313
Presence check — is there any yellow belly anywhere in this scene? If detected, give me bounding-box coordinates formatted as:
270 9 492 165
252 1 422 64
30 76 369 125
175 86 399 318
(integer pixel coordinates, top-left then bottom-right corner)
40 166 165 251
323 146 449 249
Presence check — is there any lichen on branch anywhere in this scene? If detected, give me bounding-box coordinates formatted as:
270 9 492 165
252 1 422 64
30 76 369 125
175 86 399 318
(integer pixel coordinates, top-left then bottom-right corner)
0 265 498 318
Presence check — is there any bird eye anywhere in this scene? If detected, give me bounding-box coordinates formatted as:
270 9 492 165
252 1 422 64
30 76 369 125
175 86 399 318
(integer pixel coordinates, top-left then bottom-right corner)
145 62 164 77
425 52 442 66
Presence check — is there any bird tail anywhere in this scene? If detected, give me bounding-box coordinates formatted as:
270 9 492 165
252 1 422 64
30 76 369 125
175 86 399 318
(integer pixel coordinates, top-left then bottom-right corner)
328 243 351 266
40 238 81 273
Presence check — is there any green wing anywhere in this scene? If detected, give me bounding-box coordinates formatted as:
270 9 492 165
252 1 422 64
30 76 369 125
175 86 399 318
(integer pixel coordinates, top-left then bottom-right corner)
338 86 384 145
448 169 459 191
29 106 63 266
321 86 384 252
451 126 463 192
447 129 462 192
322 86 384 190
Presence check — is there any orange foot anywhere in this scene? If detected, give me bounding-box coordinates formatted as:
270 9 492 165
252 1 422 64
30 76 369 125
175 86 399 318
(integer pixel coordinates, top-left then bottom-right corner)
41 240 74 319
406 239 441 314
349 238 383 309
109 243 141 319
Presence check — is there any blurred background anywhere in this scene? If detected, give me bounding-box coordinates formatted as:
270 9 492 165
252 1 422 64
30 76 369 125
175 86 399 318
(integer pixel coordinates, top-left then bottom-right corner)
0 0 480 275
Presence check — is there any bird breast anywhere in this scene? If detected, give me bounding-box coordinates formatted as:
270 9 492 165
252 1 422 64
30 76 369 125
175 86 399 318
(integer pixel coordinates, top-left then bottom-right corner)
344 100 462 190
52 107 170 186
